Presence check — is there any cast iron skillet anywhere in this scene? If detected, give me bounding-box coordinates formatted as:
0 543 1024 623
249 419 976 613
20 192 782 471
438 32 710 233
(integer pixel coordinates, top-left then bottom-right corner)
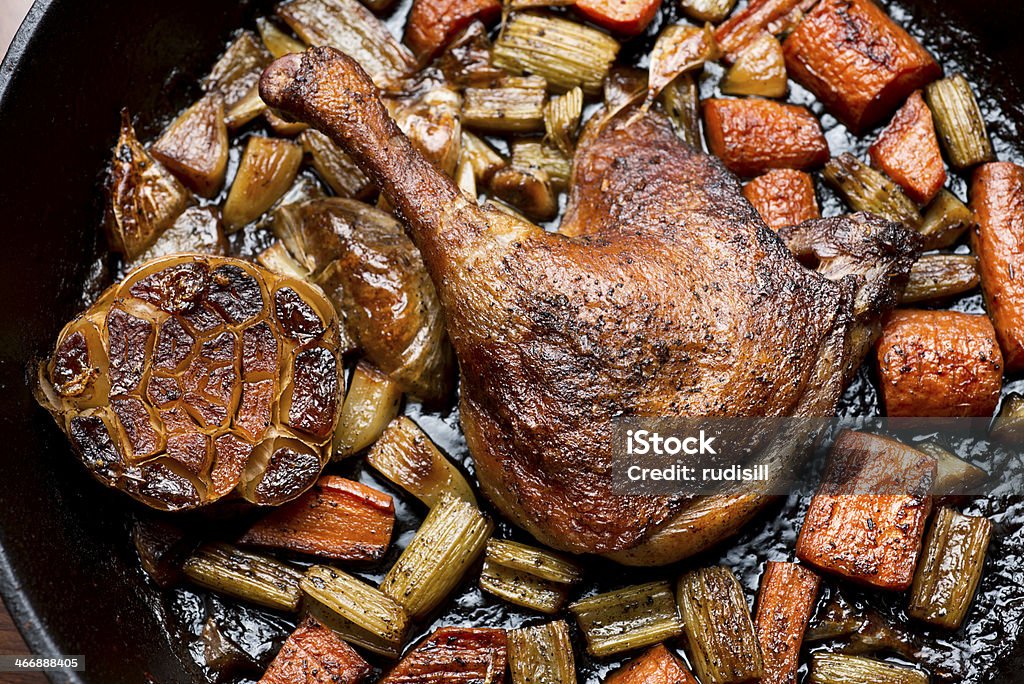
1 1 1024 682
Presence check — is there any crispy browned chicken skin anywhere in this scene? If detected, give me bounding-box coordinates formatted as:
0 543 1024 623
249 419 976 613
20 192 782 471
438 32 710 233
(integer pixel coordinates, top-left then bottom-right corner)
261 48 920 562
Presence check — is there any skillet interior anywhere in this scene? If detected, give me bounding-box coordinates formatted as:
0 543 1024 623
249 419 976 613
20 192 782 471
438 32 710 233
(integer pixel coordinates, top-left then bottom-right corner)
0 0 1023 682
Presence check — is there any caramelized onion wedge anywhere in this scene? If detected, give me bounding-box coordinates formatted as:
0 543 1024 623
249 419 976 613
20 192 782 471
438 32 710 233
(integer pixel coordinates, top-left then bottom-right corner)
204 32 271 109
224 136 303 230
272 199 455 402
105 111 191 260
36 255 342 511
151 93 229 198
334 362 402 458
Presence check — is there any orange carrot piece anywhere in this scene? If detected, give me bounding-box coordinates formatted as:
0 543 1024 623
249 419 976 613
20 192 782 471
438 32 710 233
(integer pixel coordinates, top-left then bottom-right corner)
260 616 372 684
715 0 818 63
972 161 1024 372
796 431 935 591
379 627 507 684
575 0 662 36
754 562 821 684
783 0 941 132
703 98 829 177
405 0 501 62
240 476 395 561
869 91 947 204
876 309 1003 418
605 644 698 684
743 169 820 231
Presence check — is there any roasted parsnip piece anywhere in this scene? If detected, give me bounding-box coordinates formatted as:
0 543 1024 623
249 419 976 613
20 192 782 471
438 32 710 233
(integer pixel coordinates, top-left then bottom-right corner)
277 0 415 86
224 137 303 230
300 129 373 199
368 417 477 507
916 443 988 498
808 654 928 684
240 476 395 562
379 495 493 619
721 33 787 98
919 189 974 250
462 84 547 133
257 17 307 59
925 74 995 170
544 87 583 157
908 508 992 629
490 166 559 221
648 23 719 100
260 615 372 684
379 627 508 684
204 32 271 109
902 254 980 304
492 14 619 94
334 362 403 458
508 621 576 684
301 565 410 658
992 393 1024 439
677 566 764 684
480 539 582 613
754 562 820 684
796 431 936 590
183 543 303 612
660 73 701 148
569 581 684 657
105 111 190 260
680 0 737 22
606 644 697 684
823 153 921 229
151 93 229 198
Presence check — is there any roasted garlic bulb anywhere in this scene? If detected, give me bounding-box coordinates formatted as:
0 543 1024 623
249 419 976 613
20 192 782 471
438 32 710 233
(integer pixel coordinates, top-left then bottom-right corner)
36 255 343 511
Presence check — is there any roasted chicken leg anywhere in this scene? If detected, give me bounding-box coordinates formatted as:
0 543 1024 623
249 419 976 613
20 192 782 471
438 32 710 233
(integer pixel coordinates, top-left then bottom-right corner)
260 48 921 563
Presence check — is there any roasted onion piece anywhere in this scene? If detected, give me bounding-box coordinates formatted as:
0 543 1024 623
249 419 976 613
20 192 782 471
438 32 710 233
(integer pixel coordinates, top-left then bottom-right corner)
36 255 343 511
273 199 454 404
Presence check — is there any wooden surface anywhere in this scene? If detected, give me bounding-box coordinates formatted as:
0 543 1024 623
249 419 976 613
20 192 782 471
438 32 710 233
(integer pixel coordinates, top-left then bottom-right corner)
3 4 53 683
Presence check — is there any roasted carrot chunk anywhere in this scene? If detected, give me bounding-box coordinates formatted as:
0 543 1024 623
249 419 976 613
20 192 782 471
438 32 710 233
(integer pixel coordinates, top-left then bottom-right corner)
703 98 829 177
405 0 501 62
379 627 507 684
869 91 947 204
876 309 1003 418
715 0 817 63
240 476 395 561
743 169 819 231
260 615 372 684
796 431 936 591
972 162 1024 372
754 562 821 684
575 0 662 37
605 644 698 684
782 0 941 132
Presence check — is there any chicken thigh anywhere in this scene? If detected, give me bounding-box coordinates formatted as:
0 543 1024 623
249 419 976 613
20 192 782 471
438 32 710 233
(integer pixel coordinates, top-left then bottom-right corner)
260 48 921 562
